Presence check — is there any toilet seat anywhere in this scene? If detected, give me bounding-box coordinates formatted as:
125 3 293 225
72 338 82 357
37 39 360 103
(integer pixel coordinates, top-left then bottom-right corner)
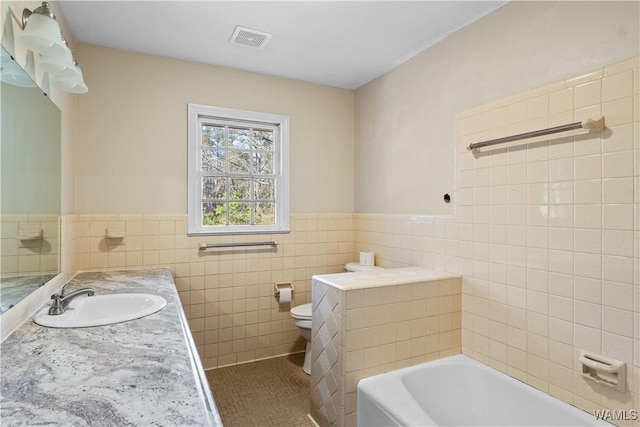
290 303 312 320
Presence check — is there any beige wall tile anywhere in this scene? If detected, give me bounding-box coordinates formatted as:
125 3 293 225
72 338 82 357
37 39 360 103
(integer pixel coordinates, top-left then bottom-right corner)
72 213 353 369
603 71 634 102
574 80 602 109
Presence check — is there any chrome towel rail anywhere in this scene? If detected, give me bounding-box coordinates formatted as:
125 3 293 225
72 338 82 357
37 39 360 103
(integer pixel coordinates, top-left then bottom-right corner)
467 117 605 151
199 241 278 250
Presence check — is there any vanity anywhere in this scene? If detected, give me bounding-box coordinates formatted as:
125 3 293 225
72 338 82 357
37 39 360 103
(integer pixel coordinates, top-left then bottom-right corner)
0 268 222 426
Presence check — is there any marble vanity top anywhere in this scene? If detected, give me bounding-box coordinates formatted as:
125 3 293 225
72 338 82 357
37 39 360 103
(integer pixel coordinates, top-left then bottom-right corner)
1 268 222 426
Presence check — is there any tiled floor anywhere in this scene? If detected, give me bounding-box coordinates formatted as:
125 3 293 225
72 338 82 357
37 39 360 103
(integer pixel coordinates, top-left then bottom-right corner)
206 353 315 427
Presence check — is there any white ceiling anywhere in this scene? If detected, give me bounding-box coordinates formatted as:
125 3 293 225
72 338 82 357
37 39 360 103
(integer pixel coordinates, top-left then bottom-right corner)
58 1 508 89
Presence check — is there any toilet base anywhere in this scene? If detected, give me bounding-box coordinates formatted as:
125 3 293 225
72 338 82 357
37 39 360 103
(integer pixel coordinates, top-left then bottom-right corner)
303 341 311 375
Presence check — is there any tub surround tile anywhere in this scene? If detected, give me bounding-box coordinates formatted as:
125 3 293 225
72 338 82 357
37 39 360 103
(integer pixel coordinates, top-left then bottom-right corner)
353 57 639 426
1 268 221 426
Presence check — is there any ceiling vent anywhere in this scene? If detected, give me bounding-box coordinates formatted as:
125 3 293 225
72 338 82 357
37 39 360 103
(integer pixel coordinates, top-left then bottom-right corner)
230 26 272 49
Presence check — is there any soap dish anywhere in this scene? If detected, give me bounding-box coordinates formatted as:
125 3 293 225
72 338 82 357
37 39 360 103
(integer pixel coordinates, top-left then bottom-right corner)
105 228 125 239
579 351 626 392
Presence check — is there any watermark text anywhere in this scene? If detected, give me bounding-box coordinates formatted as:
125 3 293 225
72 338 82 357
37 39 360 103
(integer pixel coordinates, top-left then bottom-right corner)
593 409 638 421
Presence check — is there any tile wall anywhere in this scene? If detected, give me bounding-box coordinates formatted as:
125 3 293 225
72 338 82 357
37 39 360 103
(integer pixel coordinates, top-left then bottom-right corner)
1 214 59 276
65 213 355 369
309 275 462 427
354 57 639 425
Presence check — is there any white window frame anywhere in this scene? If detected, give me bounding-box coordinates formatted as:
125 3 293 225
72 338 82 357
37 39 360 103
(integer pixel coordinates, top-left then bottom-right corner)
187 103 290 235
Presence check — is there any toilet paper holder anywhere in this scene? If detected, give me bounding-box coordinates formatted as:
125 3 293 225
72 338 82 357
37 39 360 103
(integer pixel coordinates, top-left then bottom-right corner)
274 281 294 296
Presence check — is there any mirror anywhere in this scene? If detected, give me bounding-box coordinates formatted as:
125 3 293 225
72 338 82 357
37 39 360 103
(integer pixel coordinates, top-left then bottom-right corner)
1 45 61 314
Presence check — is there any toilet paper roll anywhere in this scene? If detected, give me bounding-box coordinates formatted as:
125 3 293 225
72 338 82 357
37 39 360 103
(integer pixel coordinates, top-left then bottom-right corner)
360 251 375 266
279 287 292 304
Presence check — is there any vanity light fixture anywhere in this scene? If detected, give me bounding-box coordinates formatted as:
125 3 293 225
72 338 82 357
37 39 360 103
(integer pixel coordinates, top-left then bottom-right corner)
15 2 88 94
35 41 76 78
0 49 36 87
17 2 66 57
0 62 36 87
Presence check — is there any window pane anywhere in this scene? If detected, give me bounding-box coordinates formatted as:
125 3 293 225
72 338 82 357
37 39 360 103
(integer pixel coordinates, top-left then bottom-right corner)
202 177 226 200
202 148 225 172
189 104 289 234
230 178 251 200
202 125 225 148
229 127 250 149
255 202 275 225
253 152 273 174
228 149 251 173
252 129 273 151
202 202 226 226
228 202 251 225
254 178 275 200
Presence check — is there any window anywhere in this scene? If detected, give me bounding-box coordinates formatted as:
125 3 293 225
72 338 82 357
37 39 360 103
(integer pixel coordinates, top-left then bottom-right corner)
188 104 289 235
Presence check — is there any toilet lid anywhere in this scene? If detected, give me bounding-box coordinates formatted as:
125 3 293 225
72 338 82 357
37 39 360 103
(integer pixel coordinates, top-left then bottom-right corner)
290 303 312 320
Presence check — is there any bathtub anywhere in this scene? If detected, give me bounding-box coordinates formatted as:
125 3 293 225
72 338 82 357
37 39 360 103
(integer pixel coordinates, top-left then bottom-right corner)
357 354 612 426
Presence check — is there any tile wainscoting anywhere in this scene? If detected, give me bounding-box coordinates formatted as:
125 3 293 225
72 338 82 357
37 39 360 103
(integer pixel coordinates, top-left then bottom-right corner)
1 214 59 276
62 213 355 369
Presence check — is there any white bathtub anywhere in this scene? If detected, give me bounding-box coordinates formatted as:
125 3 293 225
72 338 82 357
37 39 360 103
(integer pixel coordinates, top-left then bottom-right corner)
357 354 612 426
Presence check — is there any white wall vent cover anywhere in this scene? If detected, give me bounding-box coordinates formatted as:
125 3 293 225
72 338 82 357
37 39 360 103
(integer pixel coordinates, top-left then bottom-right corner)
230 26 272 49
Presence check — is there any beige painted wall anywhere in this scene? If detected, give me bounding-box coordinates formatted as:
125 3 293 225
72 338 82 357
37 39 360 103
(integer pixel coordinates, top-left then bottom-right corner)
73 44 354 215
354 1 639 215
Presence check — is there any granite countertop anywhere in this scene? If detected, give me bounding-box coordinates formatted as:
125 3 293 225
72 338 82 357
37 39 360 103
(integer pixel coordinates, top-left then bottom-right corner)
1 274 56 313
1 268 222 426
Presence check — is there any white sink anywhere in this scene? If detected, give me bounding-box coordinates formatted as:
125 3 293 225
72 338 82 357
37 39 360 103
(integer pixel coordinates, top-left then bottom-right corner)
34 293 167 328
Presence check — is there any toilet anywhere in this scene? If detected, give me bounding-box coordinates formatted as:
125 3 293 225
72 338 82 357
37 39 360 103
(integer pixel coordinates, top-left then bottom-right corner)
290 262 385 375
290 303 313 374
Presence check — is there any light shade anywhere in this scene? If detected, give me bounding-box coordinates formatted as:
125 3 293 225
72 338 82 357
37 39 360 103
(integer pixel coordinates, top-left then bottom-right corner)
53 64 88 94
0 48 36 87
36 44 77 78
17 11 66 57
0 61 37 88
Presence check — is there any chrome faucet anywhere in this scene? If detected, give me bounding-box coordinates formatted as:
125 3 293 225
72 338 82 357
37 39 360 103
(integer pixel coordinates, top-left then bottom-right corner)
48 283 96 315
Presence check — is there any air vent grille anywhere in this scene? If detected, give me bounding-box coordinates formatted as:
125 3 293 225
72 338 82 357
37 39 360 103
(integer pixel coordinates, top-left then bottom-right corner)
230 26 272 49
